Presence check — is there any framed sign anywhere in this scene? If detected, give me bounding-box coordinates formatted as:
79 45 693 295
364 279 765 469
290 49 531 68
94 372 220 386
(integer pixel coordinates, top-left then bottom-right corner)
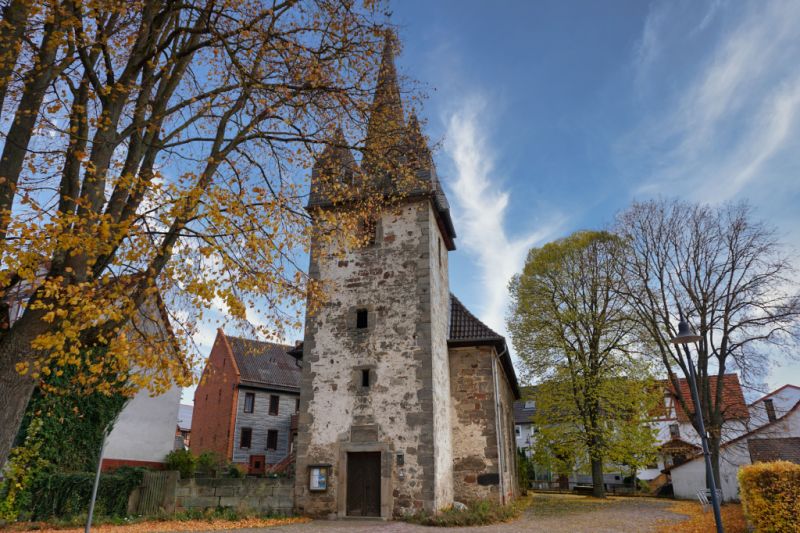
308 464 330 492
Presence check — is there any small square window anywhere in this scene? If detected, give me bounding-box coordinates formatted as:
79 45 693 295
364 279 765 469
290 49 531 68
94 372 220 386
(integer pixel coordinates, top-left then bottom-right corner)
269 395 280 416
266 429 278 451
240 427 252 449
361 369 370 388
244 392 255 413
356 309 368 329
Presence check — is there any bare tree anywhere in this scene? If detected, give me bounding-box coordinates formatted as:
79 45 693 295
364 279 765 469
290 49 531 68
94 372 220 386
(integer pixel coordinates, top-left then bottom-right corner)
615 199 800 486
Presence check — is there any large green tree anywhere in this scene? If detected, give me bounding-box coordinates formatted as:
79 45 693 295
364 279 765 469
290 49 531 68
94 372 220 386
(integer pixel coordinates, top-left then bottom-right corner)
508 230 659 498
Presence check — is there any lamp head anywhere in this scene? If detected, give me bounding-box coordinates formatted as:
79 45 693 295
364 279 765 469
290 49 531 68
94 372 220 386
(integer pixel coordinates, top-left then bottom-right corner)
670 318 702 345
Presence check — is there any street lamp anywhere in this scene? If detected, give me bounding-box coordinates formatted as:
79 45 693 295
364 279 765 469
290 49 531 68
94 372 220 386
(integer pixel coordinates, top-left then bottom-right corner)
670 314 724 533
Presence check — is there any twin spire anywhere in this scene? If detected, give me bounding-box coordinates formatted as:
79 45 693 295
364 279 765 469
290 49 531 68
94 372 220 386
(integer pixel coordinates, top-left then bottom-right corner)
311 31 435 199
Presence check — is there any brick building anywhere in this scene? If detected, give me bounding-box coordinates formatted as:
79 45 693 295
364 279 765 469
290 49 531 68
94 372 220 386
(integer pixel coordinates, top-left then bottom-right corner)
191 329 300 474
293 35 520 519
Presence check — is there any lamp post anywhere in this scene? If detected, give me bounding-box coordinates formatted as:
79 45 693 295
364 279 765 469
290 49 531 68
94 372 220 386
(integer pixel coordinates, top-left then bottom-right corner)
670 315 724 533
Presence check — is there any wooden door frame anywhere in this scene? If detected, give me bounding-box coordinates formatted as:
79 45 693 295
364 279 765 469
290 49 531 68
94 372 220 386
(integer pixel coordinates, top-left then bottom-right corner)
337 442 392 520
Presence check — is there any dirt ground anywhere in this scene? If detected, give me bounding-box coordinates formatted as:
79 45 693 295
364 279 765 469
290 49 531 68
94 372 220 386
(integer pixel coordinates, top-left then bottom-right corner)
204 494 692 533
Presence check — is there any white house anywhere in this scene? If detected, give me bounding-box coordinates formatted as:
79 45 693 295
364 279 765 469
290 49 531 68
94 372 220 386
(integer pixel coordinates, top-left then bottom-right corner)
514 397 536 457
748 384 800 430
639 374 750 483
103 384 182 469
669 395 800 502
102 296 187 470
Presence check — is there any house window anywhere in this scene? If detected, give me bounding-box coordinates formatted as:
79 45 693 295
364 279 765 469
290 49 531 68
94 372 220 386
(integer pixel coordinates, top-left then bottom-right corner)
296 398 301 412
244 392 255 413
438 238 442 267
266 429 278 451
515 426 521 437
525 400 535 409
669 423 680 439
240 427 252 449
765 399 777 422
356 309 368 329
361 369 370 388
269 395 280 416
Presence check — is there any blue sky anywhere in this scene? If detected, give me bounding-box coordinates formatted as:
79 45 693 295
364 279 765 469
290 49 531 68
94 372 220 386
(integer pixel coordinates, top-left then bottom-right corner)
389 0 800 393
186 0 800 402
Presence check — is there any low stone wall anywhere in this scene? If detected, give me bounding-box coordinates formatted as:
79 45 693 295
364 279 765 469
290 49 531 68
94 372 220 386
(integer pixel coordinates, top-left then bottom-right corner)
173 477 294 515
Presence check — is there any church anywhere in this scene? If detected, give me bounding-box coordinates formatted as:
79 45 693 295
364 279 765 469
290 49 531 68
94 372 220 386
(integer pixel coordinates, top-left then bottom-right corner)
293 36 521 519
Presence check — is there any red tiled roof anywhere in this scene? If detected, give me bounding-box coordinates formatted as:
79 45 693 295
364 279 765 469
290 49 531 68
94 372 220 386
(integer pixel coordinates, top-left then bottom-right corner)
662 373 749 423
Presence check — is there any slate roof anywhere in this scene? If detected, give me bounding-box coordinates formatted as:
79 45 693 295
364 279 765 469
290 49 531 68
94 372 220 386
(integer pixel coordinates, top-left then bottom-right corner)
748 438 800 464
661 374 749 423
177 404 193 431
513 400 537 425
226 335 301 392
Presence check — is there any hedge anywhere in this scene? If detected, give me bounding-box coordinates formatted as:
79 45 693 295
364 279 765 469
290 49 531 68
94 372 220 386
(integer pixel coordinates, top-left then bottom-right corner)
738 461 800 533
24 467 145 520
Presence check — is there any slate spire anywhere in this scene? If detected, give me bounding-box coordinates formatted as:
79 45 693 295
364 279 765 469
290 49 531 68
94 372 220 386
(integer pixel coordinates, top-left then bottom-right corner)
363 31 406 175
309 127 357 206
405 111 433 171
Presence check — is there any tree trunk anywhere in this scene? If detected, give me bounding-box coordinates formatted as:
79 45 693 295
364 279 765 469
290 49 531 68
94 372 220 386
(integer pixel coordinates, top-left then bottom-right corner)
0 302 53 467
591 457 605 498
708 432 722 490
0 0 31 116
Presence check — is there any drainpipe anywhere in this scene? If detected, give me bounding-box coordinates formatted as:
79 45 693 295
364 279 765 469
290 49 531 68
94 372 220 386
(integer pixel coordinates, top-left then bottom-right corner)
491 350 506 504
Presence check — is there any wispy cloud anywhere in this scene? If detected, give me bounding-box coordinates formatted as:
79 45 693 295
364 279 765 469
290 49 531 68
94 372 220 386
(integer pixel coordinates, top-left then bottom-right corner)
443 96 563 335
631 0 800 202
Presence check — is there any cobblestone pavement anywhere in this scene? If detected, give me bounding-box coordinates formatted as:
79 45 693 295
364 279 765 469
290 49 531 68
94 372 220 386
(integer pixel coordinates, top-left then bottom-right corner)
193 496 689 533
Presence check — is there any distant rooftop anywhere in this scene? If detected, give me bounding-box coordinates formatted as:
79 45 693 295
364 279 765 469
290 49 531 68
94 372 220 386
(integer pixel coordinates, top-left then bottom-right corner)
226 335 300 392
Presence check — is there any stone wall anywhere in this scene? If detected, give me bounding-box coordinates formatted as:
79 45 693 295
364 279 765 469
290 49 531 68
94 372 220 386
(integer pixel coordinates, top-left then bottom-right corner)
295 200 451 518
449 345 502 502
173 477 294 515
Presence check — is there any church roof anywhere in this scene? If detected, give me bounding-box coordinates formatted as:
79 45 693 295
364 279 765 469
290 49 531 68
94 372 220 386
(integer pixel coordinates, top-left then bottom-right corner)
449 294 504 343
226 335 301 392
449 294 521 399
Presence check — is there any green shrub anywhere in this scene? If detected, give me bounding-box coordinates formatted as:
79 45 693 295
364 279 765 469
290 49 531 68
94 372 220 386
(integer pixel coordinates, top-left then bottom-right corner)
24 467 144 521
739 461 800 533
404 499 521 527
196 451 222 477
165 449 196 478
226 463 246 478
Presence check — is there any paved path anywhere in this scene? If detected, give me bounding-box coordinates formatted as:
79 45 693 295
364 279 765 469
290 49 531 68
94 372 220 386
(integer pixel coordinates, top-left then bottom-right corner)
193 496 689 533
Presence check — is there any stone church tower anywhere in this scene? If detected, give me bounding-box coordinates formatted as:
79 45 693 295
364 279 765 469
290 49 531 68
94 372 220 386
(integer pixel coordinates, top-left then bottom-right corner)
294 36 459 518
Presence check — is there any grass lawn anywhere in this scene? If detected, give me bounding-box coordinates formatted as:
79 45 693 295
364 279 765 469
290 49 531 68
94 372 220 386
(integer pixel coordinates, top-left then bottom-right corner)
526 492 623 517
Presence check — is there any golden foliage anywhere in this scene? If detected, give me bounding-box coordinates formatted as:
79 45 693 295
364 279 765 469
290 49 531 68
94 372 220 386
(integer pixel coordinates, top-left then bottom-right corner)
0 0 421 403
738 460 800 533
657 500 746 533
